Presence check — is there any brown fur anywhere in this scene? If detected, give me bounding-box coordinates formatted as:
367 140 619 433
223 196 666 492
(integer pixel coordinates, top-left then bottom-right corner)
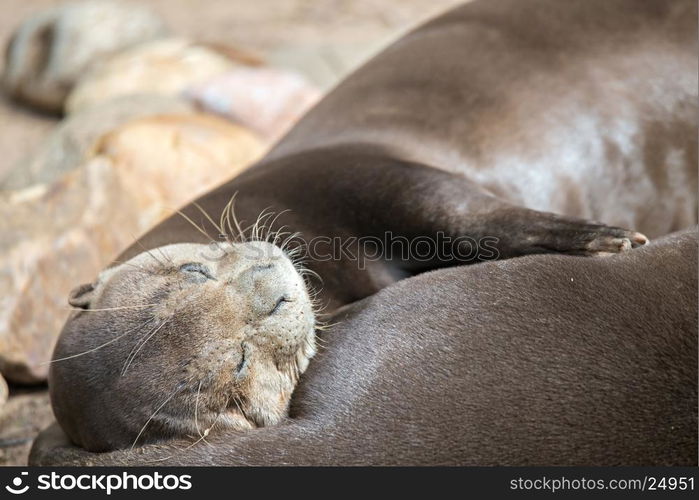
116 0 699 312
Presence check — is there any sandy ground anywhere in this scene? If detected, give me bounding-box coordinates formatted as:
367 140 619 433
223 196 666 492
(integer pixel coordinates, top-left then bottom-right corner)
0 0 464 466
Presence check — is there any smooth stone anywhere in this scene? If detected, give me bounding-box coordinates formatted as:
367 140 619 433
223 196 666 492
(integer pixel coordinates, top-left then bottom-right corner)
2 0 168 113
65 38 237 114
186 66 321 140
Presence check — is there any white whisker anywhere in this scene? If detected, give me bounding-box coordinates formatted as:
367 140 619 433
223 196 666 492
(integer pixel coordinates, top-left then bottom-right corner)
40 317 157 365
121 318 171 376
131 385 181 450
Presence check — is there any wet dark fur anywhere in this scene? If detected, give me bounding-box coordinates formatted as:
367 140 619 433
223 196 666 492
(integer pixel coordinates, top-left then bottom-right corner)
114 0 696 311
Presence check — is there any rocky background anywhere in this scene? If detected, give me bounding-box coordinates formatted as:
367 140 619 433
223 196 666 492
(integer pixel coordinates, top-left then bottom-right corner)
0 0 462 465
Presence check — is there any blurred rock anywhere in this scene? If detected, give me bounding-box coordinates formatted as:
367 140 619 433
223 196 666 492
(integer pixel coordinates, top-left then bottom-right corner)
2 0 168 114
94 113 264 223
0 113 262 384
66 38 238 114
0 159 134 384
1 95 194 190
187 67 322 140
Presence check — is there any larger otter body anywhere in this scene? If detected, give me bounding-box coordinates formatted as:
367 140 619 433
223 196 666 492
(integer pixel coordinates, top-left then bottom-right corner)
126 0 696 311
32 229 698 465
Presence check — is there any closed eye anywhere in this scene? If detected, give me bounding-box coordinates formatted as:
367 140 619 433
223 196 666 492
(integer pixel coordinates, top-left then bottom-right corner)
179 262 215 280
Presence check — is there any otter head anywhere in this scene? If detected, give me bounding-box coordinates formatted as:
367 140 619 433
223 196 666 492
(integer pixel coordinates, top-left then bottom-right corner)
49 241 316 452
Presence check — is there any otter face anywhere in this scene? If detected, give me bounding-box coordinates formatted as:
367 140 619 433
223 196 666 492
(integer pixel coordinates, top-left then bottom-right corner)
49 241 316 452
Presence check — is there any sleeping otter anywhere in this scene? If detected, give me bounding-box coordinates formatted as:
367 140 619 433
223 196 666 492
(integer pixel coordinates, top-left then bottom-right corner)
37 0 696 459
49 240 316 452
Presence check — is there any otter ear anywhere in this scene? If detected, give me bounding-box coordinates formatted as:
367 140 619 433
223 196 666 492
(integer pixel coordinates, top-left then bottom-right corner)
68 283 95 309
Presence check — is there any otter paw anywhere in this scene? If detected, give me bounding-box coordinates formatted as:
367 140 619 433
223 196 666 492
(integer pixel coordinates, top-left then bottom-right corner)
508 210 649 257
542 218 648 256
584 234 648 256
576 226 648 255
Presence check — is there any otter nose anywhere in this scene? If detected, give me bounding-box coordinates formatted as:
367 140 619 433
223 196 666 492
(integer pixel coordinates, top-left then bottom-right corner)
235 262 278 284
230 261 294 318
226 261 276 282
231 260 284 291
